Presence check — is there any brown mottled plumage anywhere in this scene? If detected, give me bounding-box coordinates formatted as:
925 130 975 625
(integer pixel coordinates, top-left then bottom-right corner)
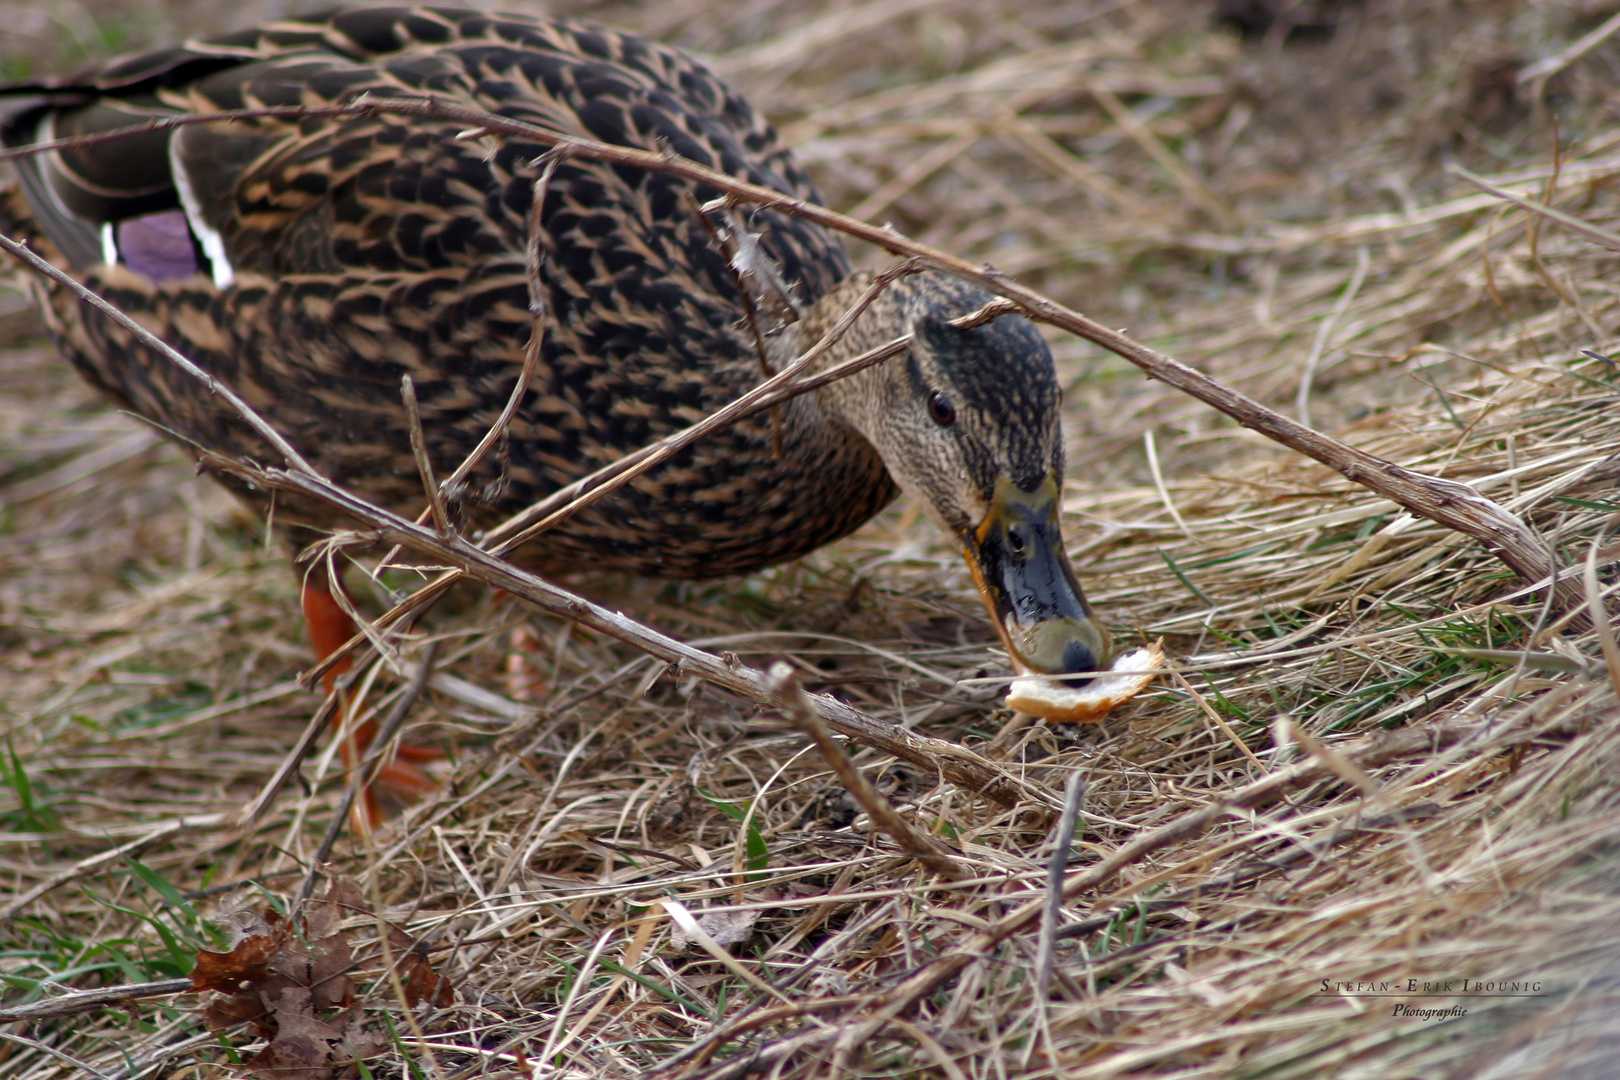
2 7 1112 683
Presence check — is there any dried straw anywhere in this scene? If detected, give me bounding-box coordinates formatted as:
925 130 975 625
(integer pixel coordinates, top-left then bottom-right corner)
5 2 1620 1078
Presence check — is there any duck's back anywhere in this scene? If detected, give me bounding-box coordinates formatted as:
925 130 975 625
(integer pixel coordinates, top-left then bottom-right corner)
2 7 897 577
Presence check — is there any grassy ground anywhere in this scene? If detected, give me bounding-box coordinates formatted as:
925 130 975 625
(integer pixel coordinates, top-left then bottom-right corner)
5 1 1620 1077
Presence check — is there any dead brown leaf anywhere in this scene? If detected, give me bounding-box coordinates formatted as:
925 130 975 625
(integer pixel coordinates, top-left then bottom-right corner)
190 876 448 1079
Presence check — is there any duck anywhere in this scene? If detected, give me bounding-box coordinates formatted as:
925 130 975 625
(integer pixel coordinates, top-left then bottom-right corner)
0 6 1112 824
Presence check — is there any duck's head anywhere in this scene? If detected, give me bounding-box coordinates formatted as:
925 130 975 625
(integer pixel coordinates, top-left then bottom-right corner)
807 271 1113 683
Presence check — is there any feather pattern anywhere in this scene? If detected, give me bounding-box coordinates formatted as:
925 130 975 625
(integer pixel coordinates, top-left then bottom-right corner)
0 6 1094 655
2 7 904 576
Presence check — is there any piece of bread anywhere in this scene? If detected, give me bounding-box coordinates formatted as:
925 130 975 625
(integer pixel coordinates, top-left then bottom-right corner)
1004 640 1165 723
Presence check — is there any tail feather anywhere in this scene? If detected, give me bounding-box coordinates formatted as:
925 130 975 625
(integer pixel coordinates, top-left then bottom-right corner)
3 141 103 269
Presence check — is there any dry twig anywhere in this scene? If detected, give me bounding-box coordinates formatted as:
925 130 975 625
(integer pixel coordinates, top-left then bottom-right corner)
766 661 964 875
0 95 1575 609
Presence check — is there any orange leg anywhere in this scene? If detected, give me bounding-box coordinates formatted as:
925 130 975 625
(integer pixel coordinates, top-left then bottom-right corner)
503 623 551 703
302 580 438 831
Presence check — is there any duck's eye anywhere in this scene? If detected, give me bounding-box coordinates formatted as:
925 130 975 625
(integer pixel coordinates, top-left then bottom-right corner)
927 390 956 426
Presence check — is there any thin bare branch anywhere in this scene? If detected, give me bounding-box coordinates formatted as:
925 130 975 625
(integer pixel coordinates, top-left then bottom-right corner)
767 661 965 875
204 450 1055 810
947 297 1022 330
302 331 913 687
1035 771 1086 1002
487 257 923 556
402 375 451 537
4 95 1568 606
695 713 1507 1074
238 685 348 830
438 155 555 497
299 641 441 907
345 93 1572 612
0 979 195 1023
0 232 319 476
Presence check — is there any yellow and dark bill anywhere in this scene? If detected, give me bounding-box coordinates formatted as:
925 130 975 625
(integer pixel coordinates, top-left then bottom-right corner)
962 476 1112 682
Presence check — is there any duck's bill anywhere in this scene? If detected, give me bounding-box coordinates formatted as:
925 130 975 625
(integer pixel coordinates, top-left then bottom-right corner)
962 475 1112 682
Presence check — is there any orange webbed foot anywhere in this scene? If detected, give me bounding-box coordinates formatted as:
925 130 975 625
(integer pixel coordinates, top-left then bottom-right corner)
302 579 440 832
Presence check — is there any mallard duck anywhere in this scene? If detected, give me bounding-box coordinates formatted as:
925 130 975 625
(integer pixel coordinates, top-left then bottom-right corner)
1 7 1111 817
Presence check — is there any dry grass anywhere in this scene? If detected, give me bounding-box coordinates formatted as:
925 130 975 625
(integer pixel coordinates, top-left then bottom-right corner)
5 1 1620 1077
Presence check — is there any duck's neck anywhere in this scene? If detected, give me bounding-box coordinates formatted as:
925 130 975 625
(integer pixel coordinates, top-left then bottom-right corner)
766 271 909 441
